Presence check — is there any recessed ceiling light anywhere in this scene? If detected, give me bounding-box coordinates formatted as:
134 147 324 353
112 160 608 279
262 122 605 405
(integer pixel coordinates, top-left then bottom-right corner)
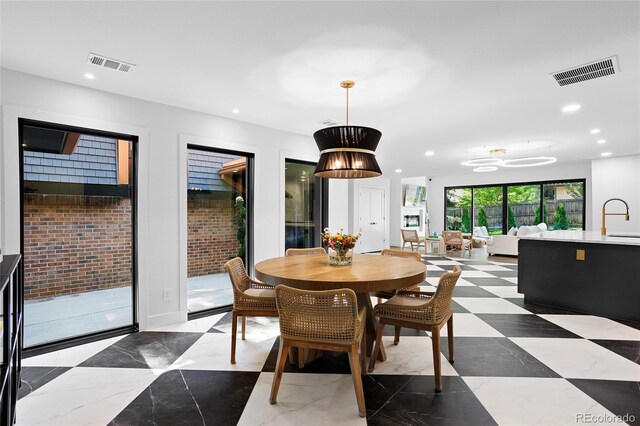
501 156 557 167
424 151 435 156
395 169 402 173
597 139 606 144
232 108 240 114
561 104 581 112
600 152 612 157
590 128 600 134
461 158 503 167
84 73 95 80
473 166 497 173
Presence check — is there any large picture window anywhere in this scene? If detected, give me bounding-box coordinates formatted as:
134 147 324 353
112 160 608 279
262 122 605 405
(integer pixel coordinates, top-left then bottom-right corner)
445 179 585 234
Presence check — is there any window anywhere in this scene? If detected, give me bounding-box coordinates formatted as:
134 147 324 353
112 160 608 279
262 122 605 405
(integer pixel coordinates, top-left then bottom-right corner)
20 120 137 349
444 179 585 235
284 159 328 251
186 145 253 315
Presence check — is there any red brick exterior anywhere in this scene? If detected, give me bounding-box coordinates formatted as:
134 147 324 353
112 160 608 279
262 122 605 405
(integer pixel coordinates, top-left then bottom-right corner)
187 198 239 277
23 194 132 300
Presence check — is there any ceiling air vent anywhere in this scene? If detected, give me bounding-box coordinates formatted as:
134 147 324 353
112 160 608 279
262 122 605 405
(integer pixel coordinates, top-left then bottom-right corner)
86 52 136 73
319 119 339 126
550 56 618 87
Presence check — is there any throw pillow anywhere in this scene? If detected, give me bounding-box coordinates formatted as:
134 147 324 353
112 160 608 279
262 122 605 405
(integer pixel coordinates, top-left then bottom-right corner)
508 227 517 236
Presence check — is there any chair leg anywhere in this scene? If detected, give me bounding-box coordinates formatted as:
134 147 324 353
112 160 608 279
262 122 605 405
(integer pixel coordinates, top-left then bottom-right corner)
297 347 305 369
447 316 454 363
231 311 238 364
360 321 367 375
431 326 442 392
368 320 385 373
394 326 401 345
241 316 247 340
287 347 296 365
269 338 290 404
348 344 366 418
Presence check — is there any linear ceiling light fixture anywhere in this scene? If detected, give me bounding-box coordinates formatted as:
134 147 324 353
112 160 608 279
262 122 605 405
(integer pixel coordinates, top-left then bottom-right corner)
501 156 557 168
313 81 382 179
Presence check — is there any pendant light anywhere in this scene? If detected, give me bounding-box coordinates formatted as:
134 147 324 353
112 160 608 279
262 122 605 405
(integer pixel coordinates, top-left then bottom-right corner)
313 81 382 179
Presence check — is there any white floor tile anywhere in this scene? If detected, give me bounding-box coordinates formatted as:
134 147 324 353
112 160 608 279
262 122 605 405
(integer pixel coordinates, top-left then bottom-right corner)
503 277 518 284
539 315 640 341
428 260 463 266
213 316 281 339
16 367 158 426
453 297 532 314
238 372 366 426
367 336 458 376
22 335 127 367
426 277 473 287
438 313 504 337
169 332 276 372
426 265 446 272
460 270 497 278
510 338 640 381
481 286 524 298
147 314 225 333
463 376 617 426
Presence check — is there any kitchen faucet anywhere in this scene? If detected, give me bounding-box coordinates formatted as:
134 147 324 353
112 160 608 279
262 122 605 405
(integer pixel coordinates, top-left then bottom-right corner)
601 198 630 236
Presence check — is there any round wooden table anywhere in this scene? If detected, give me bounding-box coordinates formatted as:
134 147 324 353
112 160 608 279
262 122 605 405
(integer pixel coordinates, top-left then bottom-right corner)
255 253 426 361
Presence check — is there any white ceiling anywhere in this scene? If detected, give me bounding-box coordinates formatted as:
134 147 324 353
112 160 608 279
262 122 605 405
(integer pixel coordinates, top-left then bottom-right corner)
2 1 639 177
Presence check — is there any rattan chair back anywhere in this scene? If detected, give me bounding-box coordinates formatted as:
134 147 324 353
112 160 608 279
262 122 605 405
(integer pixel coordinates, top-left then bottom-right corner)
430 265 462 322
442 231 463 245
275 285 363 345
381 248 421 262
225 257 250 293
401 229 420 243
285 247 326 256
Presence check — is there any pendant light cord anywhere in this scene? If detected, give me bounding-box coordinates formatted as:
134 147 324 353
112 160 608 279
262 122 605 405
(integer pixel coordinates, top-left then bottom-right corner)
346 86 349 126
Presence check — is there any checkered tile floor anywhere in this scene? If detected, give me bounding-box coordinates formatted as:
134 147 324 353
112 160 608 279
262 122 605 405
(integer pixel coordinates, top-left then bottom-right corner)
17 256 640 425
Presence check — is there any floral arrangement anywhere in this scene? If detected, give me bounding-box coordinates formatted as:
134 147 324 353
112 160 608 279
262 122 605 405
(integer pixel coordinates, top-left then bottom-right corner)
321 228 361 251
446 215 462 231
321 228 361 265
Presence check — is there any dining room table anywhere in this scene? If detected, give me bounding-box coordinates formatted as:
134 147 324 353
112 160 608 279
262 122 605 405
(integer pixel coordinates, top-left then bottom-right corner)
255 252 426 363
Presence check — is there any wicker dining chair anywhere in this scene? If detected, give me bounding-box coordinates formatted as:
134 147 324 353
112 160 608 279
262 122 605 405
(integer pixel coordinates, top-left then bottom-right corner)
284 247 326 256
368 266 462 392
270 285 367 418
401 229 425 251
442 231 472 256
373 248 423 301
224 257 278 364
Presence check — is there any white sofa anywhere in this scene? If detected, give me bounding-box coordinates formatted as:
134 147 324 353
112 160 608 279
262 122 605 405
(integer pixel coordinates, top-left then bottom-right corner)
486 223 547 256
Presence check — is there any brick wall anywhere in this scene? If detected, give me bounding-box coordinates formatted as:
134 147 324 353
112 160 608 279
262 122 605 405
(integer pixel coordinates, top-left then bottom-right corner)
187 198 240 277
23 194 132 300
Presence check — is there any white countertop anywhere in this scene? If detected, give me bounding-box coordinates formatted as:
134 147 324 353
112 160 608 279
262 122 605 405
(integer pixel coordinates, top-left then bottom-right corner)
520 230 640 246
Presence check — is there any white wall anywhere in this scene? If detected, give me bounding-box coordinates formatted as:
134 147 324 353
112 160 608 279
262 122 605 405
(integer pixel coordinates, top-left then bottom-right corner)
0 69 348 328
591 154 640 233
426 161 593 235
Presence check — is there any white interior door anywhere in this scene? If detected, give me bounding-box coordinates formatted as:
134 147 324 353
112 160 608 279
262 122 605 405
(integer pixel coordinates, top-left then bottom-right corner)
358 187 385 252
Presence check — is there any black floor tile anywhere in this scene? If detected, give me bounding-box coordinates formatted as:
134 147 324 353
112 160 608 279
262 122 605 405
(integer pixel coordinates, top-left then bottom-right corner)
426 270 445 278
365 375 497 425
18 366 71 400
453 286 499 298
438 264 478 271
109 370 260 425
568 379 640 424
505 298 583 315
591 340 640 364
452 300 470 313
79 332 202 369
476 314 581 338
440 337 560 378
465 277 515 286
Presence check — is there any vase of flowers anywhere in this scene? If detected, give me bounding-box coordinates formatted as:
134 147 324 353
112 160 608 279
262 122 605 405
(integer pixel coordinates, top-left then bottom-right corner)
321 228 361 266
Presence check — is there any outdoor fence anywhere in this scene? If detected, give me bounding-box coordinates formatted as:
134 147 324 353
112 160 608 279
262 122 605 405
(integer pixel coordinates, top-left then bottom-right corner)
447 199 583 232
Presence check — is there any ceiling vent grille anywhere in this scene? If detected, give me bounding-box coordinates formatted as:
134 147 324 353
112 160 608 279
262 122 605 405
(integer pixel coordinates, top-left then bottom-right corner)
86 52 136 73
550 56 618 87
319 119 339 126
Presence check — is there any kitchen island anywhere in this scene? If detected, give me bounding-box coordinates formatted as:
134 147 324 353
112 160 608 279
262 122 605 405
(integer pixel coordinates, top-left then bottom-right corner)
518 230 640 323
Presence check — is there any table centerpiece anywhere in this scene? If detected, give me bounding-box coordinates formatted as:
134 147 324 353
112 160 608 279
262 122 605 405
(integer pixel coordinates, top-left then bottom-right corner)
321 228 361 266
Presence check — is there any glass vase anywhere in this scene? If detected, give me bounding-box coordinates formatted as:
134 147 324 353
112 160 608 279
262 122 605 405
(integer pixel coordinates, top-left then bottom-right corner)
329 248 352 266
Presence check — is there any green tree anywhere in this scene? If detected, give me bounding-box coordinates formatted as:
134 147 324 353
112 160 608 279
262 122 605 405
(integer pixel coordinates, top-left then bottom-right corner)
461 208 471 233
554 203 569 230
534 204 547 224
507 206 516 229
477 207 488 228
234 196 247 260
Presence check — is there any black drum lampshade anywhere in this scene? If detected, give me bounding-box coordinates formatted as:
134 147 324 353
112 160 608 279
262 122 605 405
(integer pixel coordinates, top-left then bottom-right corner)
313 126 382 178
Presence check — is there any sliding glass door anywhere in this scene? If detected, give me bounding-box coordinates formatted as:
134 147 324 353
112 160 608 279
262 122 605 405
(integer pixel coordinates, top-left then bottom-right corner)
543 181 585 230
473 186 503 235
445 187 472 232
186 145 253 315
284 159 328 251
20 120 137 349
507 184 541 229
